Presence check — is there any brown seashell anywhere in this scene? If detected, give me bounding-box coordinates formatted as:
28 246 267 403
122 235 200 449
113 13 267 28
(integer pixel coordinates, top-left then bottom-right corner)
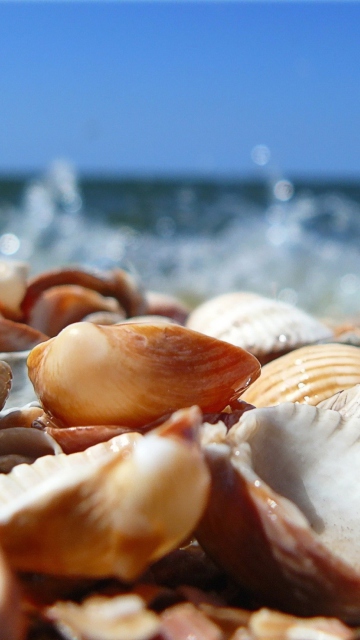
41 423 145 454
27 321 260 428
27 284 124 337
0 426 62 473
0 407 210 580
146 291 190 325
0 351 37 409
186 292 333 365
0 316 48 351
0 403 44 430
0 545 26 640
241 343 360 407
21 265 147 320
0 361 12 411
196 402 360 622
47 593 161 640
0 259 29 321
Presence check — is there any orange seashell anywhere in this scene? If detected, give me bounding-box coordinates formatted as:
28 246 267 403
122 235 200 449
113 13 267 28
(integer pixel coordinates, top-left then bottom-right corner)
0 407 210 580
241 343 360 407
27 321 260 428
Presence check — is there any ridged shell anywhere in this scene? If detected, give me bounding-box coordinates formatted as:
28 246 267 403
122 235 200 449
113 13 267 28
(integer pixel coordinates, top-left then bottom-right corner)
197 402 360 622
317 384 360 419
27 321 260 428
0 407 210 580
186 292 333 364
241 343 360 407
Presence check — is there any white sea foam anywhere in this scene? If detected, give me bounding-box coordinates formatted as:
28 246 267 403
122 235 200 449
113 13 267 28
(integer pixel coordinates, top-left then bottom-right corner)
1 160 360 319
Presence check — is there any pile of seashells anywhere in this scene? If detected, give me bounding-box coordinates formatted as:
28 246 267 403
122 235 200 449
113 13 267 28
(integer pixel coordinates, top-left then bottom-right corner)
2 259 360 639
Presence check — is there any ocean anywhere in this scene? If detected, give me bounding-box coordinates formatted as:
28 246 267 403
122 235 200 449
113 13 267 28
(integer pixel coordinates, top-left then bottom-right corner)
1 160 360 320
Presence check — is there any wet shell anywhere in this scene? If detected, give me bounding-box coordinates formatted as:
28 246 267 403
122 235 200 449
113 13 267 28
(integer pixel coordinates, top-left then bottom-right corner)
27 321 260 428
197 402 360 622
0 407 210 580
186 292 333 364
241 343 360 407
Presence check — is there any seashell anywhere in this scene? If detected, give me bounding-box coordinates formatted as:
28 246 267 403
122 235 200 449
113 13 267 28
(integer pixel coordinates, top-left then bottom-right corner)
21 265 147 320
0 426 62 473
241 343 360 407
27 284 124 337
0 259 29 321
145 291 190 325
0 361 12 411
27 321 260 428
1 350 37 409
317 384 360 418
186 292 333 365
39 422 146 454
0 316 48 351
0 402 44 430
196 401 360 622
160 602 224 640
248 608 353 640
0 406 210 580
47 593 160 640
81 310 126 325
0 544 25 640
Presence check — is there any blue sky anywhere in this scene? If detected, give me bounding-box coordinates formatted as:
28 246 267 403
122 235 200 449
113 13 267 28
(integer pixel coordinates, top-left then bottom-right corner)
1 2 360 178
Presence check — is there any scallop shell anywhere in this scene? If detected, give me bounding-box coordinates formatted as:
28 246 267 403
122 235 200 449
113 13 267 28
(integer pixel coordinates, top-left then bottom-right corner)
27 321 260 428
186 292 333 364
0 406 210 580
241 343 360 407
196 401 360 622
317 384 360 419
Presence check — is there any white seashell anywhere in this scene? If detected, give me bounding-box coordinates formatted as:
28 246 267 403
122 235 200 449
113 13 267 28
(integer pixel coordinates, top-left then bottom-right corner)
0 260 28 320
317 384 360 419
197 401 360 621
47 593 160 640
186 292 333 363
0 406 210 580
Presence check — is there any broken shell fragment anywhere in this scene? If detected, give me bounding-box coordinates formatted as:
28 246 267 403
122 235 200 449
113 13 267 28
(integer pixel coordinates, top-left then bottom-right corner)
27 321 260 428
0 407 210 580
241 343 360 407
47 594 160 640
196 402 360 622
186 292 333 364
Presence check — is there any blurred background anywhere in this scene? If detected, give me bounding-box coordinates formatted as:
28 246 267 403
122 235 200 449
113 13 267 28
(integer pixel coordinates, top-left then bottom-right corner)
1 1 360 317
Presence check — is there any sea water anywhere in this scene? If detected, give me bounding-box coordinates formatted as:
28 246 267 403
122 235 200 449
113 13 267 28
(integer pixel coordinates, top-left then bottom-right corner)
1 160 360 320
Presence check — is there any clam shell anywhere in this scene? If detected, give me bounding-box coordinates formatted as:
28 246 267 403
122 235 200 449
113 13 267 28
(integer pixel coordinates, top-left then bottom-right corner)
21 265 147 320
0 406 210 580
186 292 333 364
197 402 360 621
241 343 360 407
27 321 260 428
27 284 123 337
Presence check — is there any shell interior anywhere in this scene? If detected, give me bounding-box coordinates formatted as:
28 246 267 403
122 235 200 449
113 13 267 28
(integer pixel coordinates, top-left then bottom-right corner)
231 402 360 570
